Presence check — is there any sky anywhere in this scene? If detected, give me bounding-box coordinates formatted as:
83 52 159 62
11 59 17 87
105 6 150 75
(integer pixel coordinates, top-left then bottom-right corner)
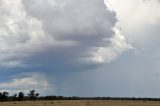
0 0 160 97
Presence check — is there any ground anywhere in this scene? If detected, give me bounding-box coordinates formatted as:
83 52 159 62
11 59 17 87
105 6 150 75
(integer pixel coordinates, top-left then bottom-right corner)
0 100 160 106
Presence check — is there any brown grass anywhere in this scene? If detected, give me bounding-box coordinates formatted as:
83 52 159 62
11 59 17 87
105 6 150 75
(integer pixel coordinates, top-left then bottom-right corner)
0 100 160 106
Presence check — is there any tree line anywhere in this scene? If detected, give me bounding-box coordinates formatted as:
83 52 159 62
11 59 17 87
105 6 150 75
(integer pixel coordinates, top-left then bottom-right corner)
0 90 39 102
1 90 160 102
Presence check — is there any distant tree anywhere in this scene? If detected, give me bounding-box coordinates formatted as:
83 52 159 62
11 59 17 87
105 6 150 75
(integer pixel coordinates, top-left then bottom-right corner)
57 96 64 100
18 92 24 101
28 90 39 100
0 92 3 101
0 91 9 101
12 94 17 101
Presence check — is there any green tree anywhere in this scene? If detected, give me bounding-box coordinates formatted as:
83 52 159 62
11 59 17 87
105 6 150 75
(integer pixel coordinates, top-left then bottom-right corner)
0 91 9 101
12 94 17 101
18 92 24 101
28 90 39 100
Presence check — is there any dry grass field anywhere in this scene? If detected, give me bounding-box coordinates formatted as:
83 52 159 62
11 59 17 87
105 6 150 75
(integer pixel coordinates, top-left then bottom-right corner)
0 100 160 106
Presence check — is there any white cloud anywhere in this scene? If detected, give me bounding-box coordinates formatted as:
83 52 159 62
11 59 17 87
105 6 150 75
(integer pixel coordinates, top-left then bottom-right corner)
0 73 53 95
105 0 160 45
90 26 132 63
105 0 160 58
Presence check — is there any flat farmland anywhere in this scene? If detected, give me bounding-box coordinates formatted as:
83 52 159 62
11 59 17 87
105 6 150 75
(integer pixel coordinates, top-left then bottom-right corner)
0 100 160 106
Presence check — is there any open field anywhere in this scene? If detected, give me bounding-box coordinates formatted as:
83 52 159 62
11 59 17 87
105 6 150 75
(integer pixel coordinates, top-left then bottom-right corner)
1 100 160 106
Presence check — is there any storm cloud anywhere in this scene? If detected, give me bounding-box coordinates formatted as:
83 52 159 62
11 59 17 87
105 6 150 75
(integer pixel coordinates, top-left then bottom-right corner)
0 0 135 96
0 0 130 70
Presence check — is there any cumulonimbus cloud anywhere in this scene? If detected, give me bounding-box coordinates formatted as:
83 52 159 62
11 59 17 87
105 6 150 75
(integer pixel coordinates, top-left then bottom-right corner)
0 0 131 70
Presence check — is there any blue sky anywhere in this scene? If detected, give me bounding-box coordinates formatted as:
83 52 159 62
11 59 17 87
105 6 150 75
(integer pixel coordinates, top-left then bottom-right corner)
0 0 160 97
